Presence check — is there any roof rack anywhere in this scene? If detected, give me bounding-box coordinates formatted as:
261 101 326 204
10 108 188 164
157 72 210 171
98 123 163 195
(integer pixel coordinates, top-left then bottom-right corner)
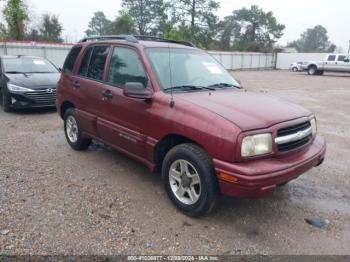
78 34 195 47
79 35 138 43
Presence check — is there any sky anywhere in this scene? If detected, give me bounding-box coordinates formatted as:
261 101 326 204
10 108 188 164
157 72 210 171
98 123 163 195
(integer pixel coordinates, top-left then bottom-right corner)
1 0 350 50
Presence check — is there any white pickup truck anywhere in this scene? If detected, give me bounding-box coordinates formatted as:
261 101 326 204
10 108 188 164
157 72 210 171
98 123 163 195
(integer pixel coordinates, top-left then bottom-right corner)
302 54 350 75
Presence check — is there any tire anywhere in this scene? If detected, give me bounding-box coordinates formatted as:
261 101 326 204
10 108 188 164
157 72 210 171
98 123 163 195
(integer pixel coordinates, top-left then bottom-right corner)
162 143 219 217
292 67 298 72
64 108 91 150
308 65 318 75
1 89 11 112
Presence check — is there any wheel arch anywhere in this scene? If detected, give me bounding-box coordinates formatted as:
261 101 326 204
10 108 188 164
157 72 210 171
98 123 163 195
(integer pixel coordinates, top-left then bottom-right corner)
60 101 75 119
308 64 317 70
154 134 203 172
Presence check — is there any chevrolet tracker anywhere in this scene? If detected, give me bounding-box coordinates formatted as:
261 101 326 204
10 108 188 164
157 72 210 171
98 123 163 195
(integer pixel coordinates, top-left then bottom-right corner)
56 35 326 217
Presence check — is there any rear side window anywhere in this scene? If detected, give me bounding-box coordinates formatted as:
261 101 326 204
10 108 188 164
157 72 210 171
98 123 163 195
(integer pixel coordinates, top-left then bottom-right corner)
107 47 148 87
63 46 82 73
78 45 110 81
337 55 346 62
327 55 336 62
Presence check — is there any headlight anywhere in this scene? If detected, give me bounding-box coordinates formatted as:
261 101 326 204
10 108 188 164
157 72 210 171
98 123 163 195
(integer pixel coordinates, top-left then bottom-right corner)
310 118 317 137
7 83 34 92
241 133 272 157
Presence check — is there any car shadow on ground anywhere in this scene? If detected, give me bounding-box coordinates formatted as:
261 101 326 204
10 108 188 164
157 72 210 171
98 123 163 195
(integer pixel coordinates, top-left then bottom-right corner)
86 140 307 220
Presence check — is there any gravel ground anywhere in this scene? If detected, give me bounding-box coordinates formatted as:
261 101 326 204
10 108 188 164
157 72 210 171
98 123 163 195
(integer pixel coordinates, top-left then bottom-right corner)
0 70 349 255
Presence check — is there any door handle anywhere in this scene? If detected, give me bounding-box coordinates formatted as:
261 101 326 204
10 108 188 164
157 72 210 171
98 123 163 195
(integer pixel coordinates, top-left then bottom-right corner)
73 81 80 89
101 90 113 99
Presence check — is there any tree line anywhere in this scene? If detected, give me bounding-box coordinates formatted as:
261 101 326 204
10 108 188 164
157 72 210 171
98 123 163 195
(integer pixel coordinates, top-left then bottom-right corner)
0 0 337 53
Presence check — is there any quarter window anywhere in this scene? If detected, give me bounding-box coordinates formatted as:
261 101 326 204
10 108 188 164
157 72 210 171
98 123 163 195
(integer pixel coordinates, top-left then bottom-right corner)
107 47 148 88
327 55 336 62
78 46 110 81
63 46 82 73
337 55 346 62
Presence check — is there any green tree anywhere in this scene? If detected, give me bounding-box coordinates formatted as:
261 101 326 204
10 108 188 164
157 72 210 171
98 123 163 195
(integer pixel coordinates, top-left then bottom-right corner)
287 25 336 53
219 15 240 50
228 5 285 51
85 11 112 36
122 0 168 35
170 0 220 48
2 0 29 40
110 13 136 34
39 14 63 42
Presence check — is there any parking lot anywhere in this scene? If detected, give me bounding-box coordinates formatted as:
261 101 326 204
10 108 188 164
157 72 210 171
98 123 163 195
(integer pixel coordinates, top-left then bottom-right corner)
0 70 349 255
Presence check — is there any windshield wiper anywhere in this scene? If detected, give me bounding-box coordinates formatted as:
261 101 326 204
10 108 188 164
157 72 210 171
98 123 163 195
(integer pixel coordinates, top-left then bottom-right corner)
27 71 56 73
6 71 26 74
5 71 29 77
208 83 241 89
164 85 215 92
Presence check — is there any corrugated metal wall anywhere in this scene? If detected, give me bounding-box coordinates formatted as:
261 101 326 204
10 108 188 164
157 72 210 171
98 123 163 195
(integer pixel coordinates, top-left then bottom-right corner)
0 41 72 68
0 41 278 71
208 51 276 70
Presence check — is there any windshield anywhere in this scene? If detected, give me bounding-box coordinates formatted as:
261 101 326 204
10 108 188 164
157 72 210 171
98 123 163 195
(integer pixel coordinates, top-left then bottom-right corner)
2 57 58 74
146 48 240 92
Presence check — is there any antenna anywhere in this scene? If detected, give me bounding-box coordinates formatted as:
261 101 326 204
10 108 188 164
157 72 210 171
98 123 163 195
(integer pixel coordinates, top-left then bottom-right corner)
168 43 175 108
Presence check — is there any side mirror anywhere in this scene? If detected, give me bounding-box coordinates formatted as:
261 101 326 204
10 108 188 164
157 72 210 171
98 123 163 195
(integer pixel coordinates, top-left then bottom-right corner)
58 67 62 72
124 82 153 100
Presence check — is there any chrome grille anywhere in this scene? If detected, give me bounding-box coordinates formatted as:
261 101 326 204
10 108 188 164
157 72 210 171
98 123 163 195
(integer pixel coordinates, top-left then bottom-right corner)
275 121 312 152
24 89 56 104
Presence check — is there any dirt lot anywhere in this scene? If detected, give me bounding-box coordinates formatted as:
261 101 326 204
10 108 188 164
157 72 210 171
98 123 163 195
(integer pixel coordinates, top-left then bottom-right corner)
0 70 349 255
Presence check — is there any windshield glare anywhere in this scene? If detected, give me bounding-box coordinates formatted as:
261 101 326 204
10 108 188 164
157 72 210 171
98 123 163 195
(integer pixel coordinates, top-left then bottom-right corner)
146 48 240 91
3 57 58 73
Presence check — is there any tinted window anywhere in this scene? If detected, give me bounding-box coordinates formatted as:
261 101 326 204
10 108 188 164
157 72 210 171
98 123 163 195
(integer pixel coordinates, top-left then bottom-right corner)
63 46 82 73
327 55 336 61
108 47 148 87
78 47 93 77
337 55 346 62
78 46 109 81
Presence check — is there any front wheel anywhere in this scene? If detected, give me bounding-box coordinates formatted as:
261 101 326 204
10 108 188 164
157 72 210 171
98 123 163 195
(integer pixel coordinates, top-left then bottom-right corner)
1 89 11 112
162 144 219 217
64 108 91 150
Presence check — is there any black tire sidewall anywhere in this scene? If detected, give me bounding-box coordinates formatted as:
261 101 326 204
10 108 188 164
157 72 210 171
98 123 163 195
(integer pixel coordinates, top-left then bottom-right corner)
2 88 11 112
162 144 218 217
308 66 317 75
64 108 90 150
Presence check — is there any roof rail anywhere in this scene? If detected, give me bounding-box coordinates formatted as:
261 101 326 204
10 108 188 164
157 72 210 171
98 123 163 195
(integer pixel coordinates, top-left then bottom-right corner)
133 35 195 47
78 34 195 47
79 35 138 43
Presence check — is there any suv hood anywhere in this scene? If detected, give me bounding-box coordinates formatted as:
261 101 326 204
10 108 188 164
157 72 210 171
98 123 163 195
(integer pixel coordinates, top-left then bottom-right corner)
176 89 311 131
5 73 60 89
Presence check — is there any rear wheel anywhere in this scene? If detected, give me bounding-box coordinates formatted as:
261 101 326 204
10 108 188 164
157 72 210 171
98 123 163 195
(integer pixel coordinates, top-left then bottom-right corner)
162 144 219 217
64 108 91 150
308 65 318 75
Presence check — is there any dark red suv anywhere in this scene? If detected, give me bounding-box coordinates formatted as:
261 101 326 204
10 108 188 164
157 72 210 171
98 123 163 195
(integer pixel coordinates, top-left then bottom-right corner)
57 35 326 216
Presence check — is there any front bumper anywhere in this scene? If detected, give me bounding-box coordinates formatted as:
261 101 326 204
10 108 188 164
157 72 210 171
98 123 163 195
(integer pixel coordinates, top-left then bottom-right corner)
214 136 326 198
8 90 56 109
